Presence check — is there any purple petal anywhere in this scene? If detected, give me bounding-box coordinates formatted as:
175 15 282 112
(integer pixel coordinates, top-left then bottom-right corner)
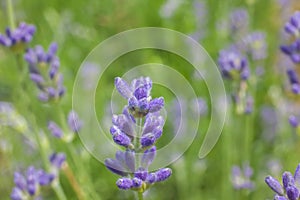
115 77 132 99
149 97 164 113
265 176 284 195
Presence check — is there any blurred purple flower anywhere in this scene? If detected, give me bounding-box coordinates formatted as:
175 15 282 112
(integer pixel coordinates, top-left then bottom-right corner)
229 8 249 36
231 163 255 190
11 166 54 199
24 42 65 102
0 22 35 51
218 48 250 80
68 110 83 132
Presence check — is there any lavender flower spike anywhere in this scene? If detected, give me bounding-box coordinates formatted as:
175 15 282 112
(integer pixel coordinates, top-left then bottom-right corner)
24 42 65 102
11 166 54 199
105 77 172 194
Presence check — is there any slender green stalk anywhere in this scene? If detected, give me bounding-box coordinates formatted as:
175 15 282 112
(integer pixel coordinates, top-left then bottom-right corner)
221 104 234 200
52 181 68 200
6 0 16 30
137 192 143 200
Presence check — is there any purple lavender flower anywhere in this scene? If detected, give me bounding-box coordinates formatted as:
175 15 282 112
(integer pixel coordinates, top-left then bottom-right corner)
284 11 300 37
105 77 172 194
289 115 299 128
11 166 54 199
115 77 164 117
68 110 83 132
24 42 65 102
229 8 249 36
218 48 250 80
0 22 35 52
48 121 63 138
265 163 300 199
49 152 66 169
231 163 255 190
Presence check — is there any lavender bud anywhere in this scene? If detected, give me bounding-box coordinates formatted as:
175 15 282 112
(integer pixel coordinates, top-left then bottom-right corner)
134 168 148 181
37 170 54 185
30 73 45 85
134 86 148 100
149 97 164 113
48 121 63 138
49 152 66 169
132 177 143 188
105 158 127 176
115 77 132 99
294 164 300 188
116 178 132 190
112 131 132 147
286 185 300 200
155 168 172 182
125 150 135 172
146 173 156 184
38 92 49 102
141 133 156 148
282 171 295 189
141 146 156 169
289 115 299 128
11 187 23 200
265 176 284 195
68 110 82 132
14 172 26 190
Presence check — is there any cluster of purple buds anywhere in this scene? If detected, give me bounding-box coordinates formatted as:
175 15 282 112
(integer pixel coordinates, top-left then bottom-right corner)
24 42 65 102
229 8 249 36
114 77 164 118
281 11 300 64
286 69 300 94
231 163 255 190
105 77 172 194
218 48 250 80
10 152 66 200
11 166 54 200
0 22 35 52
265 163 300 200
48 110 82 141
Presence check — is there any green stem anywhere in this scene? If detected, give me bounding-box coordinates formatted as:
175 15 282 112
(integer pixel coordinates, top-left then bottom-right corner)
221 105 234 200
137 192 143 200
52 181 68 200
6 0 16 30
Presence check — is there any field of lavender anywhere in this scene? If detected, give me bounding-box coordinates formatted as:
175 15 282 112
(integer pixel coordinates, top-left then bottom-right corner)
1 0 300 199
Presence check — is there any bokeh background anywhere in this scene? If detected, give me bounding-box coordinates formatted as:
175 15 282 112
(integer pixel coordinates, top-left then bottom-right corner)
0 0 299 199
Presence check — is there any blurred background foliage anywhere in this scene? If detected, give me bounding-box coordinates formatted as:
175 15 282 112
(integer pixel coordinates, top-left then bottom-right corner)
0 0 299 199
